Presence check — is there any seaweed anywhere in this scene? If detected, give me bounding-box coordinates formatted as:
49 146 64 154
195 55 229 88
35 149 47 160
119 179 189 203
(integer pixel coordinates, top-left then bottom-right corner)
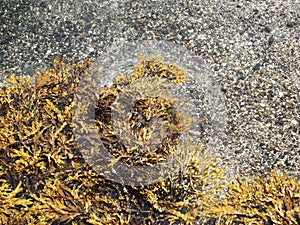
207 171 300 225
0 56 299 225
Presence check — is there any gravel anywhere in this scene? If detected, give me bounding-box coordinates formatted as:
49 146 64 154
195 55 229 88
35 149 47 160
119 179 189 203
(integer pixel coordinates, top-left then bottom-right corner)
0 0 299 181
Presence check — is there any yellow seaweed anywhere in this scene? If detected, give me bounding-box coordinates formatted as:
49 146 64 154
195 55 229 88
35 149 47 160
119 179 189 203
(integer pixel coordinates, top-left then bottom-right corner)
0 57 299 225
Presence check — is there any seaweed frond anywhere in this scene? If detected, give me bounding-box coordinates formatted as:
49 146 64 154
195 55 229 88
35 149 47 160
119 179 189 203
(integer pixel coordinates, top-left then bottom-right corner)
208 171 300 225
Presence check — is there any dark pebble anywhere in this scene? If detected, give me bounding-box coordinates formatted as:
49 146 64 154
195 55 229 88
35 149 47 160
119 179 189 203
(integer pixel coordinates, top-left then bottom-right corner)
39 2 47 8
277 118 284 126
252 63 260 71
264 26 272 33
286 22 296 28
268 35 275 46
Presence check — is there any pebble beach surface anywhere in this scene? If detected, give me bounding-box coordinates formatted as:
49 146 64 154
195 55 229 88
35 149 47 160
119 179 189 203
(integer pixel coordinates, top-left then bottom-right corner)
0 0 299 181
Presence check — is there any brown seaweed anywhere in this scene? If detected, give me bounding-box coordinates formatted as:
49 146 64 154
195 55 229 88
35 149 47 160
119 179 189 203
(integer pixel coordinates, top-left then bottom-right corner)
0 57 299 225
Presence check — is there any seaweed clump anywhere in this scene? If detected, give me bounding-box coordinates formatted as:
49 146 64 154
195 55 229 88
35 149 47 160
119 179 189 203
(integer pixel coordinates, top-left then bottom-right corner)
93 55 187 166
0 57 223 224
0 56 299 225
207 171 300 225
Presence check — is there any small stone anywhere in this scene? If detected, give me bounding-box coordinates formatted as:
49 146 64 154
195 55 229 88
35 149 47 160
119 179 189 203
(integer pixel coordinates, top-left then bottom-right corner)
253 63 260 71
279 92 284 97
268 36 275 46
264 26 272 33
176 34 182 40
291 119 298 126
39 2 47 8
286 22 296 28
